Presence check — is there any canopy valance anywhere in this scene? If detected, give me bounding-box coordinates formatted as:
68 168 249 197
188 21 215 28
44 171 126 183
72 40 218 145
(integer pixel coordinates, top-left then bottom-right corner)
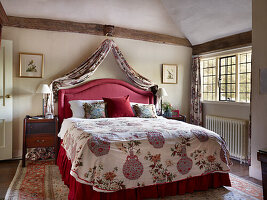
50 39 157 102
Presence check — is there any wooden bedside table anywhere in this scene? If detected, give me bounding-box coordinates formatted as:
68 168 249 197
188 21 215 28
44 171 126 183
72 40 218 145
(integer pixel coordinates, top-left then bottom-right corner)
165 115 186 122
22 116 58 167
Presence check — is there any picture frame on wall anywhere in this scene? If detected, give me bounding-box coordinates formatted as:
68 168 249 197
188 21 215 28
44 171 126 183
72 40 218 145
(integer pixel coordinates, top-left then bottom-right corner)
162 64 177 84
19 53 44 78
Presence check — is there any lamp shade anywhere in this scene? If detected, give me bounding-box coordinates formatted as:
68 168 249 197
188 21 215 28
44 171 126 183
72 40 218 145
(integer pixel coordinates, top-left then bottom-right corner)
157 88 168 97
36 84 51 94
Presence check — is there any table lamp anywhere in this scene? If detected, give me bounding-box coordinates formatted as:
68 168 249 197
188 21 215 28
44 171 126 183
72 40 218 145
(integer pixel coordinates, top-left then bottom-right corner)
156 88 168 115
36 84 52 116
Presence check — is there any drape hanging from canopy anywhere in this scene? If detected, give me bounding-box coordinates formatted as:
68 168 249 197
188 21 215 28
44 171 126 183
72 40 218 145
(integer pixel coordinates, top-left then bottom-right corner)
50 39 157 102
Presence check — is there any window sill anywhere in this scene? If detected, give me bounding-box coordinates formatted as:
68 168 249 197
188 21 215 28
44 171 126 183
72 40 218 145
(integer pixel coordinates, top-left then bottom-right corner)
201 101 250 106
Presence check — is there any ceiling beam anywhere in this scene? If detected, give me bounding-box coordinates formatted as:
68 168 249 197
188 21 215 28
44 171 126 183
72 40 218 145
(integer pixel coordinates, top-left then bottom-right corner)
0 2 8 25
3 16 192 47
192 31 252 55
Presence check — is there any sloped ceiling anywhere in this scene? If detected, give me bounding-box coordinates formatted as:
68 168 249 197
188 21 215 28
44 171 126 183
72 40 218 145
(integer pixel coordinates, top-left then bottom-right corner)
1 0 252 45
161 0 252 45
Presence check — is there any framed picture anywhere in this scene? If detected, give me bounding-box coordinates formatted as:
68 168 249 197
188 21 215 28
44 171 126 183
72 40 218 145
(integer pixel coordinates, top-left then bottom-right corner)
19 53 44 78
162 64 177 84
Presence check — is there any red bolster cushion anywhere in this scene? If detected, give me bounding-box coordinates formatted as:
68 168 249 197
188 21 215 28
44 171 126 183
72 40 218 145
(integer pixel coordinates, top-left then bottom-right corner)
103 95 135 118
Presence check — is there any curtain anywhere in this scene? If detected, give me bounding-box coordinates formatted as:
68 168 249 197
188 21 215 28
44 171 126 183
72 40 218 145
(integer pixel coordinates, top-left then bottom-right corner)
50 39 156 103
190 57 203 126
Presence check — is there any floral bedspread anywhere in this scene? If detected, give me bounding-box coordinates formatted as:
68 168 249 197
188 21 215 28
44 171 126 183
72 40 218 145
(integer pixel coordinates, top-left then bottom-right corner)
59 117 231 193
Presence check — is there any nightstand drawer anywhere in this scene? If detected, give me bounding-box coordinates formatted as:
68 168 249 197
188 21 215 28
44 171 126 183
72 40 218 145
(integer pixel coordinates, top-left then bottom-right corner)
26 122 55 134
26 134 55 148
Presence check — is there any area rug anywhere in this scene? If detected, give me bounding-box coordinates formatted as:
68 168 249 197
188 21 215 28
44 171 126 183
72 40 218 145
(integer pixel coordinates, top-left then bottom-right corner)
4 160 69 200
5 161 263 200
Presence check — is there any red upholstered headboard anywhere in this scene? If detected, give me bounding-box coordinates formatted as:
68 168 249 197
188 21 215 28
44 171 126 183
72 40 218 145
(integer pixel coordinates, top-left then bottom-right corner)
58 78 154 125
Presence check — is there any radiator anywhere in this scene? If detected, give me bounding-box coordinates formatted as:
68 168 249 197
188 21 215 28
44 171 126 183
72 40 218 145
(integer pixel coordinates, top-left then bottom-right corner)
205 115 248 162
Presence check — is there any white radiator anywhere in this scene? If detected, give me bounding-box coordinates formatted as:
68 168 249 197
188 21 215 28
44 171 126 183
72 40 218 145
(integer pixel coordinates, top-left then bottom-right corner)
205 115 248 162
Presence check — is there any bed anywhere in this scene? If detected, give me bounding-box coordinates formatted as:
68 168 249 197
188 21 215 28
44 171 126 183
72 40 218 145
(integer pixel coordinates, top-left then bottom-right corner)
56 78 231 200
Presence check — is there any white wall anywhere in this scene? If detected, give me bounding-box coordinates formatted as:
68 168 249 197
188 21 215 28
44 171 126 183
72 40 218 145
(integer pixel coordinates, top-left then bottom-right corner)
203 102 250 127
2 26 192 158
249 0 267 180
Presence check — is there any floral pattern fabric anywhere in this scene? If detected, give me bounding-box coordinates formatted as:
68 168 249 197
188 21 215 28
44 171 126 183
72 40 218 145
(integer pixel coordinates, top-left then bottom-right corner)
59 117 231 193
133 104 157 118
83 102 106 119
190 56 203 126
50 39 156 102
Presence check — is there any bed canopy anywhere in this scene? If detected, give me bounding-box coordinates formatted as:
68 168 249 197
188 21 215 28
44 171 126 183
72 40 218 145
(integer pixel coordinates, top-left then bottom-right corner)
50 39 157 102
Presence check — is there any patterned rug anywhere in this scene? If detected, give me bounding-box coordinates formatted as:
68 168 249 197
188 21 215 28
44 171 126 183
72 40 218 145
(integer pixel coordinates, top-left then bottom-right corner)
5 161 263 200
4 160 69 200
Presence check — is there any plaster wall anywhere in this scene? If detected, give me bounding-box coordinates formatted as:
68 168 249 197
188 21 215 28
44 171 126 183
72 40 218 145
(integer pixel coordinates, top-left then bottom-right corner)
249 0 267 180
2 26 192 158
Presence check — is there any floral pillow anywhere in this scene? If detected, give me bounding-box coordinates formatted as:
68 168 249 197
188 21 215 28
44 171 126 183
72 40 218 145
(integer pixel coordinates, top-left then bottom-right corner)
133 104 157 118
83 102 106 119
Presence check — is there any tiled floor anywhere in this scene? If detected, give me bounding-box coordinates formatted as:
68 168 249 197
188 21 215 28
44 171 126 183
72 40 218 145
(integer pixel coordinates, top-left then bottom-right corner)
0 159 263 199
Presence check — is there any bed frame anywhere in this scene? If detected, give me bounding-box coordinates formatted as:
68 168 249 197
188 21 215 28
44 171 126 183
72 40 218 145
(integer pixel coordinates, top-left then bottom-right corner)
57 78 231 200
58 78 154 125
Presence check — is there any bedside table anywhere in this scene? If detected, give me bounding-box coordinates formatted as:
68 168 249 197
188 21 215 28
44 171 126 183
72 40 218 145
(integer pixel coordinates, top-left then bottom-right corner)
165 115 186 122
22 116 58 167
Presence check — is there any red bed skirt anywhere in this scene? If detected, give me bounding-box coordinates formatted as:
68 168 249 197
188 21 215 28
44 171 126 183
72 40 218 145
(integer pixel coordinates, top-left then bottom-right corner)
57 145 231 200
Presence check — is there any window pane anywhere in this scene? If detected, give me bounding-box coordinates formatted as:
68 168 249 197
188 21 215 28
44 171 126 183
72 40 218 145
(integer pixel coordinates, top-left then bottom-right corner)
203 77 208 84
240 54 246 63
208 76 213 84
232 65 236 73
231 84 235 92
203 68 208 76
247 63 251 72
247 73 251 83
204 61 208 67
201 58 217 101
219 55 236 101
208 93 213 100
232 75 236 83
240 64 247 73
231 93 235 101
240 84 246 92
221 75 226 83
209 60 213 66
221 93 226 100
221 58 225 66
221 84 226 92
228 57 232 65
240 74 246 83
221 66 225 74
240 93 246 102
232 57 236 64
227 75 233 83
238 51 251 103
247 83 251 92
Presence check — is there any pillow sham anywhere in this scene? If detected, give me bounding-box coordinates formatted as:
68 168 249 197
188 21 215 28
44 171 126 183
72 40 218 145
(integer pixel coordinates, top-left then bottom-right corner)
103 95 135 118
132 104 157 118
83 102 106 119
69 100 103 118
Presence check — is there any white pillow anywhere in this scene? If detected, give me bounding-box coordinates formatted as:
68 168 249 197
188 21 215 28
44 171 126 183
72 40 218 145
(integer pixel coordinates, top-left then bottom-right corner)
69 100 103 118
130 102 158 116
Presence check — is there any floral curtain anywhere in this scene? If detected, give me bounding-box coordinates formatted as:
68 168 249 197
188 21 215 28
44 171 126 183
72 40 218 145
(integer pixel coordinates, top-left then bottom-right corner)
50 39 156 103
190 57 203 126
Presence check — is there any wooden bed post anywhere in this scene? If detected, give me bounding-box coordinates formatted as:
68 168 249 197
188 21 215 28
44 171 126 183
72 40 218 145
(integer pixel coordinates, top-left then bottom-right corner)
150 85 158 105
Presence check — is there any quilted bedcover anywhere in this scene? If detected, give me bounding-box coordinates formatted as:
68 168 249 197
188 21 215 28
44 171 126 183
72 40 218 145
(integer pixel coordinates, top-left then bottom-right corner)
58 117 231 193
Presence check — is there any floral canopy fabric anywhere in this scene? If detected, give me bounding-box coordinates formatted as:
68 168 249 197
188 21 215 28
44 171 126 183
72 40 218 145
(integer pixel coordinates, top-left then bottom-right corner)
50 39 157 103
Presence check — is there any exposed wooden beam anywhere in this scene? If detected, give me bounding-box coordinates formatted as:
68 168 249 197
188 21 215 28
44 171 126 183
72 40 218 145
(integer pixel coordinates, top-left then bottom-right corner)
192 31 252 55
0 2 8 24
4 16 192 47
